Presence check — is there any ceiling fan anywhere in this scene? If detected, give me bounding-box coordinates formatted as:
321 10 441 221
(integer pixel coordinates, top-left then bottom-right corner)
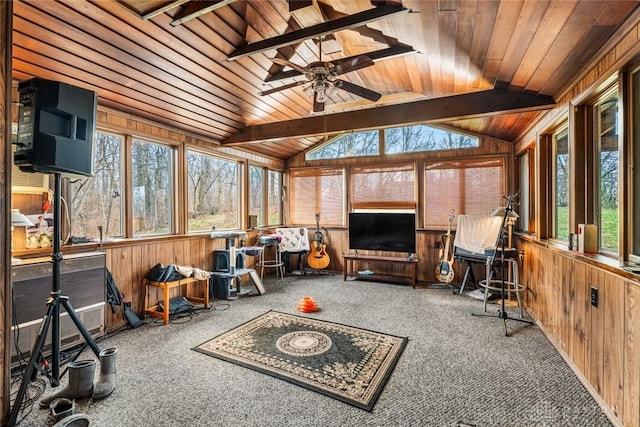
259 39 383 112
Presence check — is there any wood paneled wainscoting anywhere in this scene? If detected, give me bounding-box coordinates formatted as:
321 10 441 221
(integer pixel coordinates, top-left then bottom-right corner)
516 236 640 427
97 231 257 331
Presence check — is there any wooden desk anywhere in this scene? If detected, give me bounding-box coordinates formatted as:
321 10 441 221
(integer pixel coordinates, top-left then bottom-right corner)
144 277 209 325
343 254 418 288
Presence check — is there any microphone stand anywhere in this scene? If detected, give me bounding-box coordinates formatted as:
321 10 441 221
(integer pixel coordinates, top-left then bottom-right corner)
473 194 533 336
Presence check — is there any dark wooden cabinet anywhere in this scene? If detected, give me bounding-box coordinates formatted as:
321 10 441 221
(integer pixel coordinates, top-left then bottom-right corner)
10 252 106 367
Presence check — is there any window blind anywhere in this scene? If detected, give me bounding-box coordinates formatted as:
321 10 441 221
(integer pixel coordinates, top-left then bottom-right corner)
290 168 344 226
424 158 504 227
351 163 416 210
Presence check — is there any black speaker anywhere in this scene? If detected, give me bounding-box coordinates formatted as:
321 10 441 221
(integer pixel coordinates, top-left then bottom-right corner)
14 78 97 177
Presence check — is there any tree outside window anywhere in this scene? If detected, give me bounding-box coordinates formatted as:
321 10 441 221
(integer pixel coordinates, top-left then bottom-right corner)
133 140 173 235
186 150 239 231
306 131 379 160
385 124 478 153
249 165 263 226
553 127 569 241
70 131 123 239
267 170 282 225
595 92 619 253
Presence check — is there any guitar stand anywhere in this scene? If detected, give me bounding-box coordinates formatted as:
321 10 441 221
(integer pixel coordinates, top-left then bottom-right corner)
8 173 101 426
471 196 533 337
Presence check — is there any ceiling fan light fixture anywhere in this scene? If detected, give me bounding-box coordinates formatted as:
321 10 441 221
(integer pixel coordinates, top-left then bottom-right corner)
304 84 315 97
325 84 338 98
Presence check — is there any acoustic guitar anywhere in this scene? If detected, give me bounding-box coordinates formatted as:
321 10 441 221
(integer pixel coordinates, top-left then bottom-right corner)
307 212 330 270
435 209 455 283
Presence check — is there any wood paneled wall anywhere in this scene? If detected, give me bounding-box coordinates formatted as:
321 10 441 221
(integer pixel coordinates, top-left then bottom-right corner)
103 230 263 329
103 227 482 330
1 2 11 424
517 237 639 426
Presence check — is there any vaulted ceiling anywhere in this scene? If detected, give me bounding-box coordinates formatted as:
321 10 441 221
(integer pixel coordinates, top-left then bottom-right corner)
11 0 640 160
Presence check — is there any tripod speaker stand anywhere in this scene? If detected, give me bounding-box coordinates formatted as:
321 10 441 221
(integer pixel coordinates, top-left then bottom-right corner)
8 173 101 426
472 195 533 336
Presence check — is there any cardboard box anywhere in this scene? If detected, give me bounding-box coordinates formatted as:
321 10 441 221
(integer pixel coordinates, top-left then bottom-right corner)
577 224 598 253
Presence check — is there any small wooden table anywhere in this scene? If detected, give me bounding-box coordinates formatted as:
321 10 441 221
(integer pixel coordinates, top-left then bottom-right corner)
343 254 419 288
144 277 209 325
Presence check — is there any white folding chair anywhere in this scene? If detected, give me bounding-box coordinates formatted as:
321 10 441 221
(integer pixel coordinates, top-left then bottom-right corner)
275 227 310 274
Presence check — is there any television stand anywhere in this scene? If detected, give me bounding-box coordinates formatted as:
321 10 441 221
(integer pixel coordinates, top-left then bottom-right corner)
343 254 418 288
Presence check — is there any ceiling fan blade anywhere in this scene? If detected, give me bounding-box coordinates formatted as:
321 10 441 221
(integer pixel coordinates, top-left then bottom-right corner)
335 80 382 102
271 57 308 75
313 91 325 113
334 55 375 75
259 81 305 96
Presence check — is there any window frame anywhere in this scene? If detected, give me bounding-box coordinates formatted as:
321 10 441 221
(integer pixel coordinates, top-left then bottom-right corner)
423 156 506 228
289 167 345 227
384 123 479 154
550 123 570 243
350 162 417 211
516 146 535 234
591 85 621 255
185 148 241 232
131 137 176 237
69 129 125 240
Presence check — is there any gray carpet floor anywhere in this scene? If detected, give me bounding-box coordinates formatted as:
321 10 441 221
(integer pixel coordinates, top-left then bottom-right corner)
13 273 613 426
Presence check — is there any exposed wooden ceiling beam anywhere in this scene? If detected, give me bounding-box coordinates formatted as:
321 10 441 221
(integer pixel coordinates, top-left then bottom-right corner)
221 90 555 145
264 45 416 83
170 0 237 26
227 4 410 61
142 0 190 20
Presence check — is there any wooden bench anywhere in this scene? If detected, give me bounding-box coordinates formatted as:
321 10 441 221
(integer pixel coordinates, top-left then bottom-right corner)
144 277 209 325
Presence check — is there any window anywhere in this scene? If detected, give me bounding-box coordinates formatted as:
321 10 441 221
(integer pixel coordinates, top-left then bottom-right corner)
351 164 415 210
267 169 282 225
305 131 379 160
552 126 569 241
385 124 479 153
132 139 173 235
249 165 263 226
631 68 640 263
305 124 480 161
594 90 619 253
70 131 123 239
517 150 532 233
248 166 282 227
424 158 504 227
186 150 239 231
289 168 344 226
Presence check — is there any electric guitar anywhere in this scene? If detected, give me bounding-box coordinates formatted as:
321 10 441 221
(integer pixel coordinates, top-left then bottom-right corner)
435 209 455 283
307 212 330 270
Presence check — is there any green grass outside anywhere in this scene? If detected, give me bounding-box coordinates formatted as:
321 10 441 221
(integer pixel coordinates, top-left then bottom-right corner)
556 206 618 252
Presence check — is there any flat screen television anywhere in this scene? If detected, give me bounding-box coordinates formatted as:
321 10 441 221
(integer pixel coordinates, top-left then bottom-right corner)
348 213 416 254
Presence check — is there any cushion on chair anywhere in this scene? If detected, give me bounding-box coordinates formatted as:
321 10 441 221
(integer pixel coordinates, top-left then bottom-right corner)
275 228 310 252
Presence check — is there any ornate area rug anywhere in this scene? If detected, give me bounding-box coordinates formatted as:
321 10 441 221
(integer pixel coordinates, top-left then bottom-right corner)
193 310 408 411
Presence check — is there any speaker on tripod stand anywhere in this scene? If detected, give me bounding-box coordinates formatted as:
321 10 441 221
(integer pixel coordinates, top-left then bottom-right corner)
8 78 102 426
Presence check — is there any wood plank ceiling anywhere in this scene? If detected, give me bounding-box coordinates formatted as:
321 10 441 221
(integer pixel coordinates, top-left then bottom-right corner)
11 0 640 160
